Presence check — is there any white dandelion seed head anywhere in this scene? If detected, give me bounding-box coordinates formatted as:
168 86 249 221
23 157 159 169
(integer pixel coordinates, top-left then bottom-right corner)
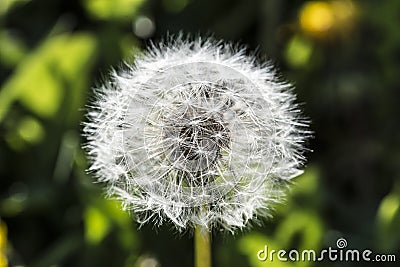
83 36 310 233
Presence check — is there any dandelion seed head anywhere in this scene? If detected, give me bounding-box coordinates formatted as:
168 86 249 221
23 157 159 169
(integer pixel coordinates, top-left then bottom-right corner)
83 36 309 233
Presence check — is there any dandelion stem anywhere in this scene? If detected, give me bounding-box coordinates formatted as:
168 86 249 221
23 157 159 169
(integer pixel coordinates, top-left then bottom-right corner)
195 226 211 267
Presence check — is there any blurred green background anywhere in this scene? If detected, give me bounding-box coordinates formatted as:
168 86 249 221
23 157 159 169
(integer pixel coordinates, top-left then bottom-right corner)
1 0 399 266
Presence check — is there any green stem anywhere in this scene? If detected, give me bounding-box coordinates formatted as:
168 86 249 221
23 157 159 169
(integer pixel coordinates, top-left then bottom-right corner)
195 226 211 267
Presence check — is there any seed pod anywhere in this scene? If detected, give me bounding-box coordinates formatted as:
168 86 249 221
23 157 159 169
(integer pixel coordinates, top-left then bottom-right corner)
83 36 310 233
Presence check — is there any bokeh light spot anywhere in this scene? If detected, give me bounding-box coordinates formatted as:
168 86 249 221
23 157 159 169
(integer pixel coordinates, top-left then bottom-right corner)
300 1 334 34
133 16 155 38
136 255 160 267
17 116 45 144
300 1 357 38
84 206 111 244
285 35 313 68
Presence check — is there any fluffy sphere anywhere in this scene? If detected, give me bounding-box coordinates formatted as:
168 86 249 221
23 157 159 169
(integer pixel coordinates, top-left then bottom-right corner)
83 37 309 233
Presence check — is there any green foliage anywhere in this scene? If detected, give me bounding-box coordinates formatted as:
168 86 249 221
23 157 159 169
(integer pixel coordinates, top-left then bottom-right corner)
82 0 144 21
237 168 324 267
0 33 96 121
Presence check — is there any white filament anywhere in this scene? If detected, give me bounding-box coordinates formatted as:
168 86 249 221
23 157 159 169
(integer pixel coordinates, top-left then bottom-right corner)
83 36 309 233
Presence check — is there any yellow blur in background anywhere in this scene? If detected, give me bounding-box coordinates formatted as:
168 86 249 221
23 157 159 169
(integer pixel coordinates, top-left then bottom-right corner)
0 222 8 267
300 0 357 38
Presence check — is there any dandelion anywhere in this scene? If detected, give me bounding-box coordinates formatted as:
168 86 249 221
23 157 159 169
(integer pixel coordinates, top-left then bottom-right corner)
83 36 309 267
